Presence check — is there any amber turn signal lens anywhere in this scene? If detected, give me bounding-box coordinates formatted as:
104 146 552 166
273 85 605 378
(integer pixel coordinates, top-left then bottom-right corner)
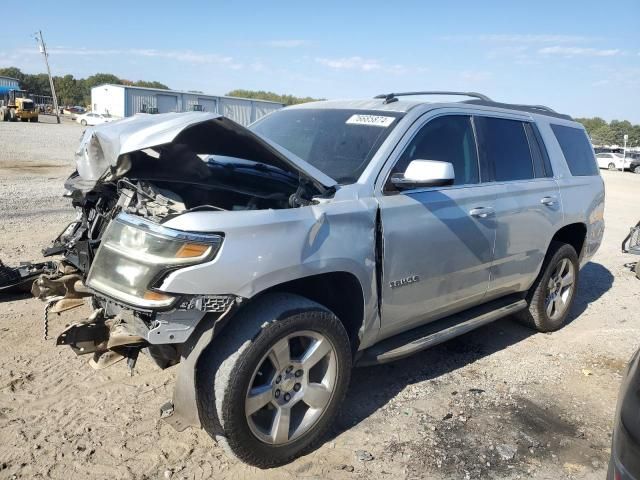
143 290 174 302
175 243 210 258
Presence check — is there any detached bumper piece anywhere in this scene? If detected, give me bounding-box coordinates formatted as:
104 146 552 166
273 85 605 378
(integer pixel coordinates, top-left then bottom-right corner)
57 309 148 374
622 221 640 255
0 260 57 294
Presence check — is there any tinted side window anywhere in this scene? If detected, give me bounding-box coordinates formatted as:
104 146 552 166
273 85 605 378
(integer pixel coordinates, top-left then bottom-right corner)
551 124 598 176
524 123 553 178
391 115 479 186
475 117 534 182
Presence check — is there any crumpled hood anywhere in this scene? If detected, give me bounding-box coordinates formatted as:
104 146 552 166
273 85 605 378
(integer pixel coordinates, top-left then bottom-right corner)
74 111 337 191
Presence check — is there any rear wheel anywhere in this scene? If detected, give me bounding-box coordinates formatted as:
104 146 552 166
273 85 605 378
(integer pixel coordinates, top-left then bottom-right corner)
197 293 352 468
634 166 640 174
9 109 16 122
80 119 87 126
608 162 617 170
516 242 579 332
30 116 38 123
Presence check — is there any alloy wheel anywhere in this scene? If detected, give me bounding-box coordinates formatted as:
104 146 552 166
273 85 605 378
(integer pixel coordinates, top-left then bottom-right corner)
244 330 338 445
544 258 575 321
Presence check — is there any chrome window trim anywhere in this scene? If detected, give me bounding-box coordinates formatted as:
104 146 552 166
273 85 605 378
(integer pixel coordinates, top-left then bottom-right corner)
375 107 531 196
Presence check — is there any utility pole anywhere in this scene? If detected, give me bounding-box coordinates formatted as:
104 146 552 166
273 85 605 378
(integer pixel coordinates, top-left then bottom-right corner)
34 30 60 124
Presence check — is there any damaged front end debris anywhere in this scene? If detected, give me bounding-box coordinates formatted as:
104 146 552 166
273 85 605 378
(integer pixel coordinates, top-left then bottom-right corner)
26 112 332 374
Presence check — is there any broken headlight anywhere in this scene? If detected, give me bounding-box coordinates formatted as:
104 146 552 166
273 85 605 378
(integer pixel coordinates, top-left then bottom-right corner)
86 213 222 308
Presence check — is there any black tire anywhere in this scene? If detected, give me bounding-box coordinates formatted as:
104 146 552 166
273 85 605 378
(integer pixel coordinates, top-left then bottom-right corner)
80 119 87 126
516 241 579 332
634 166 640 174
9 109 16 122
197 293 352 468
608 162 616 170
30 116 38 123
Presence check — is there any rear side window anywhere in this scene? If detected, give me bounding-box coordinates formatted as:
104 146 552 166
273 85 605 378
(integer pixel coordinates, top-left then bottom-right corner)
475 117 534 181
550 124 598 176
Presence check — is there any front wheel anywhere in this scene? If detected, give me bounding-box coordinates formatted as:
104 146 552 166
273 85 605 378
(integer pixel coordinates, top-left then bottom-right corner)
80 119 87 126
197 293 352 468
516 242 579 332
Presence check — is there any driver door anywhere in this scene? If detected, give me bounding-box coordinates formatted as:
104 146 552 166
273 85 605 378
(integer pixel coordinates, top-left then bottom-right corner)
377 113 500 339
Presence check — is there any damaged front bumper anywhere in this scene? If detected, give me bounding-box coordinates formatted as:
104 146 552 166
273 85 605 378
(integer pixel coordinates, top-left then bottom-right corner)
55 293 239 372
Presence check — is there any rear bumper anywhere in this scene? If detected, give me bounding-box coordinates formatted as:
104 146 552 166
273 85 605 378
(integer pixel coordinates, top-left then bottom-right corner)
609 422 640 480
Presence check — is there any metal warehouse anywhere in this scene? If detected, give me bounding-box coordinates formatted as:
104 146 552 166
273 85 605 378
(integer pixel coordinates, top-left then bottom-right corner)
91 84 284 125
0 76 20 91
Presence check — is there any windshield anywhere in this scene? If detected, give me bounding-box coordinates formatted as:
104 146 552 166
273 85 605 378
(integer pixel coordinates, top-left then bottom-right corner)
250 108 403 184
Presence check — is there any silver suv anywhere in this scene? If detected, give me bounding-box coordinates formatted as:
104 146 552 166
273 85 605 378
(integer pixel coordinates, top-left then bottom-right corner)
38 91 605 467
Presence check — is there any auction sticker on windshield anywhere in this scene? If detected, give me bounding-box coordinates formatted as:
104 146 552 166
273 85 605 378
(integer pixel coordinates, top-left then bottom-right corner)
346 114 395 127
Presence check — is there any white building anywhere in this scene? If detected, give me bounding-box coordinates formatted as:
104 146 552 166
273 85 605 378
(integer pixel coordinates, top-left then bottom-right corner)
91 84 284 126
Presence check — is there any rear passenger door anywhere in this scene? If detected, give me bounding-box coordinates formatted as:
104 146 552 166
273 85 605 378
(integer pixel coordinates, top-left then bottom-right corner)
474 115 563 298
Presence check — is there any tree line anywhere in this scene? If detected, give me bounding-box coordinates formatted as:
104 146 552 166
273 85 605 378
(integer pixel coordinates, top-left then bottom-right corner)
0 67 169 106
574 117 640 147
0 68 321 107
1 67 637 143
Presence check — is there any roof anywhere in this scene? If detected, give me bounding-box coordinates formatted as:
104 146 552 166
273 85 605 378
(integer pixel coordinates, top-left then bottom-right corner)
288 98 423 113
92 83 285 105
287 95 572 121
0 75 20 82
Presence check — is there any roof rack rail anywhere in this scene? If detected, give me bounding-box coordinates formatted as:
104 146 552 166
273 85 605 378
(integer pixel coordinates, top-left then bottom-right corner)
462 99 572 120
463 99 557 114
374 91 492 104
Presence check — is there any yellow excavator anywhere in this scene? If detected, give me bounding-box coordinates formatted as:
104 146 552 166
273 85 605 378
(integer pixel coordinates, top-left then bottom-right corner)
0 88 39 122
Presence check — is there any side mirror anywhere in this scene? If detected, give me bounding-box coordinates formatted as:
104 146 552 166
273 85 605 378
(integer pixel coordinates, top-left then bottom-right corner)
390 160 455 190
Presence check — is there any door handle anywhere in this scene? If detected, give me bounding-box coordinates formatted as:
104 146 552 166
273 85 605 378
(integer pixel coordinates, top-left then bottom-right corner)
540 196 557 206
469 207 495 218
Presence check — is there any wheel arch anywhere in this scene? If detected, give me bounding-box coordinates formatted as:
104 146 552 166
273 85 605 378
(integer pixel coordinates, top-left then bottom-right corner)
550 222 587 260
259 271 366 356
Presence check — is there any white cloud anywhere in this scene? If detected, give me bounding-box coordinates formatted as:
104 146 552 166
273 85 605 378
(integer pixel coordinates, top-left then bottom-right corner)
131 49 236 65
18 47 241 67
538 46 622 57
442 34 592 44
315 56 428 76
264 40 307 48
315 56 382 71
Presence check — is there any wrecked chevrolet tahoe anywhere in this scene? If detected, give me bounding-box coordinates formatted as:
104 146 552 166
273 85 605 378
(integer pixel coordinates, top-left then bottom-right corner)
36 92 605 467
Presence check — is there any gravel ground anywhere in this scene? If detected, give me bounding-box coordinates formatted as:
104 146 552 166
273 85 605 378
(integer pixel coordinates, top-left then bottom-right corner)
0 119 639 480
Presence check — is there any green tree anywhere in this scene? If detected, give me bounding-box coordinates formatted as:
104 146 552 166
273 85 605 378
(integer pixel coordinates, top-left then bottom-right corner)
54 74 84 105
133 80 169 89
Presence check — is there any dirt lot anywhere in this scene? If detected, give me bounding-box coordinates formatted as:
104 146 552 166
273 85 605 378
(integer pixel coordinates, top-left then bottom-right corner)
0 118 639 480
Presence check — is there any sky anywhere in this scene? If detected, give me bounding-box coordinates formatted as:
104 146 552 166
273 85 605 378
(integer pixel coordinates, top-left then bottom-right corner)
1 0 639 122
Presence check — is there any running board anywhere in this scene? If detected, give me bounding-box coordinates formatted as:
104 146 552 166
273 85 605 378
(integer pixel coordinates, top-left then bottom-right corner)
357 295 527 366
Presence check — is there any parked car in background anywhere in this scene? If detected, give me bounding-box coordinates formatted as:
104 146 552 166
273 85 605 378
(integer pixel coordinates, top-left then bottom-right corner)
597 152 628 170
63 106 85 115
625 152 640 174
608 346 640 480
75 112 114 126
